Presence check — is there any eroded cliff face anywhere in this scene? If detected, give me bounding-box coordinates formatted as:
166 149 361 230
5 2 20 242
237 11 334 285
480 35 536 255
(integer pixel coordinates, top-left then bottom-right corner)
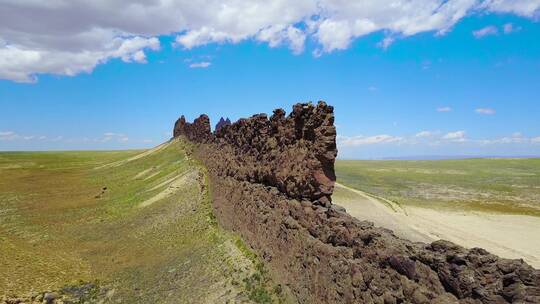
173 114 211 142
173 101 540 304
213 102 337 203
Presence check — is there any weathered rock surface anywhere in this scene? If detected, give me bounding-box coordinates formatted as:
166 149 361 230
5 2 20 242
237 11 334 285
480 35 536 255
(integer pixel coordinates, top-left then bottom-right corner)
173 114 211 142
176 101 337 203
173 101 540 304
2 282 106 304
215 117 231 133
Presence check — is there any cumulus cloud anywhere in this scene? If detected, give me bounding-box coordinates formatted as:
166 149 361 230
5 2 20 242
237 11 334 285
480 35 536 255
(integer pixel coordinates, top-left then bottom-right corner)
2 0 540 82
475 108 496 115
257 25 306 54
189 61 211 68
0 36 159 83
482 0 540 17
338 134 403 147
443 130 467 141
473 25 498 38
416 130 437 137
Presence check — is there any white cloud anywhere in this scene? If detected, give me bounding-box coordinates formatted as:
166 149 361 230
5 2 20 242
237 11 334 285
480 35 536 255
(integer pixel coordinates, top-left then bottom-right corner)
0 36 159 83
313 0 477 53
338 134 403 147
101 132 128 143
473 25 498 38
481 137 526 144
2 0 540 82
482 0 540 17
0 131 17 140
315 19 356 52
0 131 14 136
416 130 436 137
0 131 35 141
131 50 147 64
338 131 540 152
257 25 306 54
103 132 121 137
189 61 211 68
443 130 467 141
1 131 61 142
473 22 521 39
503 23 521 34
476 133 540 145
377 36 395 50
476 108 496 115
437 106 452 112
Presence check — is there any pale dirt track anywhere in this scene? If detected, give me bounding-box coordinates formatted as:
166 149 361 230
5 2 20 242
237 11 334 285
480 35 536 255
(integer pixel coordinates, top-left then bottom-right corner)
333 183 540 268
94 139 174 169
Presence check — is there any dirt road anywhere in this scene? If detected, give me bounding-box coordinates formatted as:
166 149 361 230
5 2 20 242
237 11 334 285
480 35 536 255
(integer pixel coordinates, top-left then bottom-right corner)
333 183 540 268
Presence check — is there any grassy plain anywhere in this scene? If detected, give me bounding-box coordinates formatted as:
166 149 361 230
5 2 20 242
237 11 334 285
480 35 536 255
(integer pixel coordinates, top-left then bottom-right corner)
0 140 283 303
335 158 540 216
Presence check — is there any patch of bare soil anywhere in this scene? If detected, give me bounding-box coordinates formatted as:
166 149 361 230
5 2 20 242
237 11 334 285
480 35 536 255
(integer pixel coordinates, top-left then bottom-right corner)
140 170 199 207
334 183 540 268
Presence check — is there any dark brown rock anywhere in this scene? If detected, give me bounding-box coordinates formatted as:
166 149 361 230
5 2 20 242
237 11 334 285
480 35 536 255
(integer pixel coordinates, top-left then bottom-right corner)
173 114 211 142
215 117 231 133
174 101 338 202
172 101 540 304
388 255 417 280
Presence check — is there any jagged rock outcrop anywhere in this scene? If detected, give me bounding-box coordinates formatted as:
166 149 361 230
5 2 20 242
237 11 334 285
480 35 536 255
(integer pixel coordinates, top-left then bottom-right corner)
173 114 211 142
212 102 337 203
215 117 231 133
175 101 337 203
173 101 540 304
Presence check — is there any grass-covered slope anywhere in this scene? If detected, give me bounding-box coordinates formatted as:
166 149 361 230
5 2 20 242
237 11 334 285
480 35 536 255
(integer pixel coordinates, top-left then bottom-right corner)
336 158 540 216
0 139 282 303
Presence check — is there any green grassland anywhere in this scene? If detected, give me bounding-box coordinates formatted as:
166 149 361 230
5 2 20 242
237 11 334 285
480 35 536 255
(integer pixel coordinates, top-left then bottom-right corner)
0 140 285 303
336 158 540 216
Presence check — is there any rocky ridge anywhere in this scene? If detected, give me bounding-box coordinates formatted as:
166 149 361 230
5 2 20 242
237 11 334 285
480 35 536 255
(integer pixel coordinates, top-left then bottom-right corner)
174 101 540 304
215 117 232 133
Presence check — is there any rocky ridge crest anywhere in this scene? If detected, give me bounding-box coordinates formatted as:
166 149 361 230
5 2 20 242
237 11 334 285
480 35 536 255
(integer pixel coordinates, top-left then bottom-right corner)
173 101 540 304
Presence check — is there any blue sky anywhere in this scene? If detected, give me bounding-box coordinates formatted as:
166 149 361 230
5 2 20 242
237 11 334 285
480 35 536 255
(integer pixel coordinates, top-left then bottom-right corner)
1 1 540 158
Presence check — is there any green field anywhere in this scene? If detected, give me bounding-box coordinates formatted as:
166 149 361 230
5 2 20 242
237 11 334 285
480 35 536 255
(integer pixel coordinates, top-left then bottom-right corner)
336 158 540 217
0 140 284 303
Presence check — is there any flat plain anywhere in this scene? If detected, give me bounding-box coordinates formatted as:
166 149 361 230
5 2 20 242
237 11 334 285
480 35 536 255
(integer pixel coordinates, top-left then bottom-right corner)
336 158 540 216
333 158 540 267
0 140 283 303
